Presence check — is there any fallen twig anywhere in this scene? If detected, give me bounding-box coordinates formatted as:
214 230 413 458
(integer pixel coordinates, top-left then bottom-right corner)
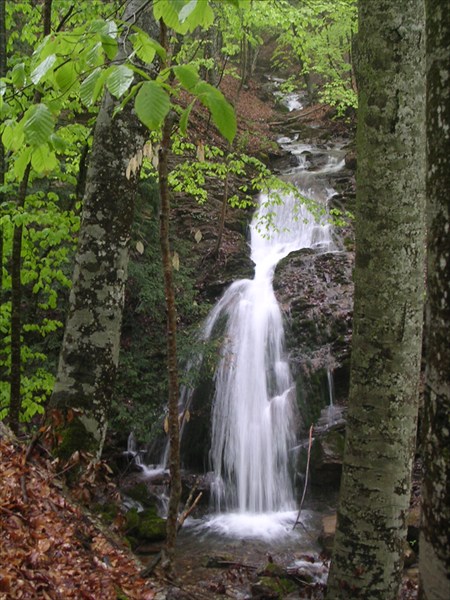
293 425 313 529
20 475 28 503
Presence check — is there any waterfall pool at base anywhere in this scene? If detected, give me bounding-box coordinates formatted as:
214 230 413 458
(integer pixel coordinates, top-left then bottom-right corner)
187 510 302 541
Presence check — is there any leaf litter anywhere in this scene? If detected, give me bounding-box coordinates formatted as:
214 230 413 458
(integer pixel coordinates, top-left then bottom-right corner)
0 433 157 600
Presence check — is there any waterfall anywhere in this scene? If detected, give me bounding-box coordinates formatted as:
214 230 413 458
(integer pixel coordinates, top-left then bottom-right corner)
203 165 335 515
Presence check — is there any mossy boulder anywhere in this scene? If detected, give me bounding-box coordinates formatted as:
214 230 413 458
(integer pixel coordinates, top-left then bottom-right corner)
251 575 296 599
93 502 119 525
125 482 152 507
125 506 166 545
54 417 97 461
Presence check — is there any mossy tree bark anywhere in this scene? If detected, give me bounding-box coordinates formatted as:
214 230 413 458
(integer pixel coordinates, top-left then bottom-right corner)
419 2 450 598
49 0 152 459
326 1 426 598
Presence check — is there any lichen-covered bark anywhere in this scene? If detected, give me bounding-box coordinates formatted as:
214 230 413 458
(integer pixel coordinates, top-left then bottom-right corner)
326 1 426 598
419 2 450 598
49 1 149 457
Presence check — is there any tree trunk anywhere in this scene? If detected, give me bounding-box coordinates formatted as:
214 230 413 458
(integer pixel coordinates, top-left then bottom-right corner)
9 164 31 433
326 1 426 598
0 0 6 297
49 0 151 459
419 2 450 598
159 111 182 573
157 21 181 574
0 0 7 387
8 0 52 432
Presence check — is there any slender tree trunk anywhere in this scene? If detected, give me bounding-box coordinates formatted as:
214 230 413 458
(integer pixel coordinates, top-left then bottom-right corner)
157 21 181 574
212 163 230 258
0 0 7 391
8 0 52 432
8 165 31 433
326 1 426 598
0 0 6 298
159 111 181 572
49 0 151 459
419 2 450 598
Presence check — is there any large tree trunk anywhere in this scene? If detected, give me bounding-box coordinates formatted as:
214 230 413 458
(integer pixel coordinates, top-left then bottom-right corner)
49 0 152 459
419 2 450 598
326 1 426 598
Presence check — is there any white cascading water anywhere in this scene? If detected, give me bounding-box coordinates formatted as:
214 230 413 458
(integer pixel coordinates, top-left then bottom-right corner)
201 151 340 522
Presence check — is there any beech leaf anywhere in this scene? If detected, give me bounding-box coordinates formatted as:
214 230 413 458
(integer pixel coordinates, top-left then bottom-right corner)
30 54 56 84
106 65 134 99
23 104 54 147
134 81 170 131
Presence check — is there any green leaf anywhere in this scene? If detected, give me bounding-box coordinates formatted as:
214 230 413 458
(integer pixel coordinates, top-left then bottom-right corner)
103 20 118 38
130 30 166 63
11 63 26 88
101 34 118 60
85 42 103 67
134 81 171 131
154 0 188 34
187 0 214 29
30 54 56 84
80 68 105 106
54 61 77 93
89 19 109 33
13 147 31 180
173 65 200 92
179 0 197 22
31 145 58 173
106 65 134 99
49 133 67 153
193 82 236 143
2 122 17 150
179 100 195 135
23 104 54 147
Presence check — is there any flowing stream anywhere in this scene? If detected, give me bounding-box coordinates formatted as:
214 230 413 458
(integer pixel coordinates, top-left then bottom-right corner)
134 131 347 596
176 136 345 540
207 185 333 516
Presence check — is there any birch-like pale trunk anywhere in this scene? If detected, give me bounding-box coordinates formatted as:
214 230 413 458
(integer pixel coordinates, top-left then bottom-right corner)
419 2 450 598
326 1 426 598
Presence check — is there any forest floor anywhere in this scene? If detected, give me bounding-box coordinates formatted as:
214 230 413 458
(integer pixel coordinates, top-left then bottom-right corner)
0 427 421 599
0 75 420 599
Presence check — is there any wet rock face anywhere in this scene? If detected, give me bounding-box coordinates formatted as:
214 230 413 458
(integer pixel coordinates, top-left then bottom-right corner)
274 247 354 432
274 248 353 367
